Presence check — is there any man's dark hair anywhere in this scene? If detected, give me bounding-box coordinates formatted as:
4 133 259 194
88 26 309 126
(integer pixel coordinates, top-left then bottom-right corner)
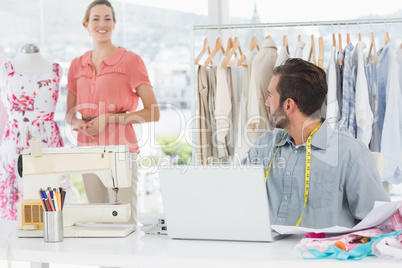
273 58 327 117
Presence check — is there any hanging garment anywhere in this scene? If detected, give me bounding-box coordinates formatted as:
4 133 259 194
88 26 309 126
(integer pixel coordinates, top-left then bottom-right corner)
225 66 235 158
235 50 254 159
353 41 373 147
365 56 380 152
247 38 277 142
294 40 305 59
227 60 242 158
336 43 356 137
326 46 340 125
215 57 231 160
0 61 64 220
336 49 343 115
379 43 402 184
196 65 211 165
207 66 218 160
275 42 290 67
397 45 402 90
377 46 388 140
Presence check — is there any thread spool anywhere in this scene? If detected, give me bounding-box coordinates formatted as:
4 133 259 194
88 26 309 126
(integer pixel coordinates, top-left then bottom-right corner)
29 138 42 157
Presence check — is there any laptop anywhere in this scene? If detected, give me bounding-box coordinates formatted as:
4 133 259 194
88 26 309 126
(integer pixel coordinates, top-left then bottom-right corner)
158 165 281 242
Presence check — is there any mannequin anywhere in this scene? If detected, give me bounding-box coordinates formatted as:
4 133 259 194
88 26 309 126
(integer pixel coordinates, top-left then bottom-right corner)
0 54 8 145
0 43 64 220
10 44 59 76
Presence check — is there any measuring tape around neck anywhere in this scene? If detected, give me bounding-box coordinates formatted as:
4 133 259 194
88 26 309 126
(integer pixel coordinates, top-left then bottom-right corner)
264 122 323 226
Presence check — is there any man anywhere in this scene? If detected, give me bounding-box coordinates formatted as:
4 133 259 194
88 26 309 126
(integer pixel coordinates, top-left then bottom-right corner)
242 58 389 228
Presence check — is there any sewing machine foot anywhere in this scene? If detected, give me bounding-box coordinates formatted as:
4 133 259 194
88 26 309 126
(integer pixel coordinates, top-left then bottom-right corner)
112 188 119 203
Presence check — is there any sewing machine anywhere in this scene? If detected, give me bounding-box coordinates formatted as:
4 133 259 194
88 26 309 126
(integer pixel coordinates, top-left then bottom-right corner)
17 145 136 238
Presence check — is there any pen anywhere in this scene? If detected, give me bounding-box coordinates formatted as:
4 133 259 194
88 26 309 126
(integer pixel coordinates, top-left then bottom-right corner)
46 189 55 211
52 188 59 211
54 188 60 211
56 188 61 211
38 189 47 211
40 189 48 211
60 188 66 210
49 188 56 210
42 189 51 211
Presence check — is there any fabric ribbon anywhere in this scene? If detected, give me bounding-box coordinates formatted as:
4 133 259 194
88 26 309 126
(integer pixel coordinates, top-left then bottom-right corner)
301 230 402 260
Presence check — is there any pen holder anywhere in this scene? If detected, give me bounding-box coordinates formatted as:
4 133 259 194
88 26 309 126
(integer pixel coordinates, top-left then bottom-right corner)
43 211 64 242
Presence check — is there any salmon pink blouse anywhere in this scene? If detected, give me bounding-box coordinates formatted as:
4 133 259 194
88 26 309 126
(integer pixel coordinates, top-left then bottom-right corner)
67 47 152 152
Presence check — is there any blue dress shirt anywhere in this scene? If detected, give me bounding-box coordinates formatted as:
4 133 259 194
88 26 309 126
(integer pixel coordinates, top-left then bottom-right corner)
242 119 390 229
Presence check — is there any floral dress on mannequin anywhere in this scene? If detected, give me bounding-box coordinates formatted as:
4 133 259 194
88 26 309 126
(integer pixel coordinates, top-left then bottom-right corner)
0 61 64 220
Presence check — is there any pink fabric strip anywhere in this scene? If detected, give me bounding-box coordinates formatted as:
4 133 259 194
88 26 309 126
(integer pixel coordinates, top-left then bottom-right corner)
390 207 402 231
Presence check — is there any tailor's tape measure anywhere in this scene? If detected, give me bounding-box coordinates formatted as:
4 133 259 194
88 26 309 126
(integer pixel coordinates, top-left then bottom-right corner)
265 122 322 226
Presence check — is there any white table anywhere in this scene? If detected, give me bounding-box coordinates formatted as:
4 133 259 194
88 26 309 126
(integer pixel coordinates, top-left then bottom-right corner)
0 220 400 268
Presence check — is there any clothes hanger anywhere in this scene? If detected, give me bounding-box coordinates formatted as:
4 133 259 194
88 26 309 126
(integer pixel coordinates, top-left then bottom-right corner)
366 32 378 63
357 22 362 42
222 35 242 68
224 37 233 57
330 31 336 69
346 25 351 45
366 23 378 64
318 36 324 69
345 23 351 44
281 25 290 54
308 24 318 65
235 36 243 56
195 35 211 66
234 28 243 57
384 22 390 46
283 35 289 54
384 32 390 45
265 25 272 39
204 35 225 68
296 24 302 42
308 33 317 66
294 26 303 58
237 35 259 67
295 33 303 58
251 35 260 51
332 33 336 47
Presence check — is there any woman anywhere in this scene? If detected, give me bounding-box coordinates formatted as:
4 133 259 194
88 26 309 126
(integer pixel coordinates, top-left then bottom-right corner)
65 0 159 224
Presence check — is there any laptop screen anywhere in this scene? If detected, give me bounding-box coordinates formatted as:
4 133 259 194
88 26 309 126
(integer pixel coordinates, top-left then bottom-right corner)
158 165 276 242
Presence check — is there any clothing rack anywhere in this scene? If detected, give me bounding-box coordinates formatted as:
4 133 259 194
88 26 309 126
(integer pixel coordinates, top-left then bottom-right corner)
189 18 402 163
192 18 402 31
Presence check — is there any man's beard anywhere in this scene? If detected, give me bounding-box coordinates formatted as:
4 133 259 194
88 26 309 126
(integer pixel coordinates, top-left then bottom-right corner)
270 106 290 129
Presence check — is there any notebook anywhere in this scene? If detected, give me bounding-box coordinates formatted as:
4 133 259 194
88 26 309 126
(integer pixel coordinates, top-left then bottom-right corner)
158 165 281 242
